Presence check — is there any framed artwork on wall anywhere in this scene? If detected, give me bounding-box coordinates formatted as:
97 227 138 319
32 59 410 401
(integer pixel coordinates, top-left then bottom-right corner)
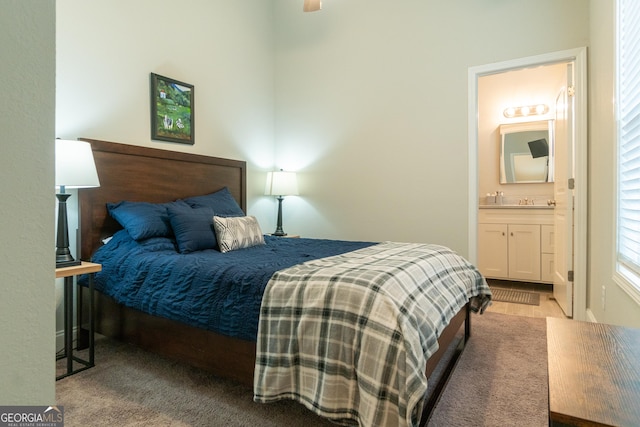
150 73 194 145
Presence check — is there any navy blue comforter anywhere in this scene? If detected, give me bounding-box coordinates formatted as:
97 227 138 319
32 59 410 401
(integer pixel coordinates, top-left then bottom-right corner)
86 230 374 341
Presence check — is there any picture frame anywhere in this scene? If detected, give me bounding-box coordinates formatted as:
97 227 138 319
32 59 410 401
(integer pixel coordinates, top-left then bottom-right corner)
150 73 194 145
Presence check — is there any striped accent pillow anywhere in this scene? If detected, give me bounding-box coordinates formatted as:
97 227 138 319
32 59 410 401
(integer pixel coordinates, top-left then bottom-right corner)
213 215 265 253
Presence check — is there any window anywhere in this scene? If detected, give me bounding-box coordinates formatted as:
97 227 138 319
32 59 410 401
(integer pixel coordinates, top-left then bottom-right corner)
616 0 640 302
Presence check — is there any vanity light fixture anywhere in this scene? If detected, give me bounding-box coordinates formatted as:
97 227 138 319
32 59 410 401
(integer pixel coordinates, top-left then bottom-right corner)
503 104 549 118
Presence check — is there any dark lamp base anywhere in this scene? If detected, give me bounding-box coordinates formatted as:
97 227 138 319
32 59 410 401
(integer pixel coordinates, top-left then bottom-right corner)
56 192 81 269
56 259 82 268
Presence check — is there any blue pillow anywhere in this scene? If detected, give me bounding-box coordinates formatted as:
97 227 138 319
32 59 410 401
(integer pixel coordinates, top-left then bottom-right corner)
107 200 188 241
182 187 244 217
167 204 217 253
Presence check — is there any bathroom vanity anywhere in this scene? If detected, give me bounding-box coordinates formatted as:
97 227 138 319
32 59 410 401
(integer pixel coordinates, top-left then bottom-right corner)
478 205 554 283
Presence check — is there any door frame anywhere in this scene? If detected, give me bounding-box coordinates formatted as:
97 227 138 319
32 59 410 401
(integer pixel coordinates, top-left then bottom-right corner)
467 47 587 321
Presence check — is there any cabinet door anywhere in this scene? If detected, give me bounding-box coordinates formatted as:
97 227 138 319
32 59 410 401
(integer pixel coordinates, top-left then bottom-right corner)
540 225 555 283
541 224 554 254
508 224 541 281
541 253 555 283
478 223 508 279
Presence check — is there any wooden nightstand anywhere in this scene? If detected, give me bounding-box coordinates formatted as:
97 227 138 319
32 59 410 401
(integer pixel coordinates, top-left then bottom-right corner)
56 261 101 380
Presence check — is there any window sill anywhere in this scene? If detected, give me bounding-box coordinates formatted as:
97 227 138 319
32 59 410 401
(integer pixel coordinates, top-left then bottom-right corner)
613 265 640 306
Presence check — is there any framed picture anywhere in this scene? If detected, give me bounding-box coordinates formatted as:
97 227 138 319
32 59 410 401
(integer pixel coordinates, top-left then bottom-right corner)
150 73 194 144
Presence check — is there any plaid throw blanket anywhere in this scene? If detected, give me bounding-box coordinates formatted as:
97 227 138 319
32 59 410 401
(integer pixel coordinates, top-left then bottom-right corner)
253 242 491 427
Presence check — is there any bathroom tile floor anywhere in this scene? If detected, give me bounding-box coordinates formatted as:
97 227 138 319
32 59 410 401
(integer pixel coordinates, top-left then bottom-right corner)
486 279 568 319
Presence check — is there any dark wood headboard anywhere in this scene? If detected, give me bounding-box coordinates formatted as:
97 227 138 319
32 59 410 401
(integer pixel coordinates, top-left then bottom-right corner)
78 138 246 260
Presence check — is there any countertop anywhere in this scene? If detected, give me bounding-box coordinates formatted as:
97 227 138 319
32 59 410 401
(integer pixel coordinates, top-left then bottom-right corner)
479 204 554 210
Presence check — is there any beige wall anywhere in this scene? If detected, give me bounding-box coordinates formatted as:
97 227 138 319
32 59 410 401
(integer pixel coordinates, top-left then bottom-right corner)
274 0 589 254
56 0 277 225
588 1 640 327
56 0 589 255
55 0 640 330
0 1 56 404
55 0 277 353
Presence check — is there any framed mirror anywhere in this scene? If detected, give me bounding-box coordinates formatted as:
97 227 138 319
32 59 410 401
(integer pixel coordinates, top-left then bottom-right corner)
500 120 554 184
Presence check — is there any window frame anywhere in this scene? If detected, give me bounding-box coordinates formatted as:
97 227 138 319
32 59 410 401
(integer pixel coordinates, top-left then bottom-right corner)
614 0 640 305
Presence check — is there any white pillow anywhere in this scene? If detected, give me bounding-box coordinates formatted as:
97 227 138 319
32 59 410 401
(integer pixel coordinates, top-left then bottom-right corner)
213 215 265 253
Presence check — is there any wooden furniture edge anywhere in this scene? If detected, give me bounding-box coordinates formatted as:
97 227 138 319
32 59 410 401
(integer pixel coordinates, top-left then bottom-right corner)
547 317 640 427
56 261 102 278
80 288 470 415
78 138 246 261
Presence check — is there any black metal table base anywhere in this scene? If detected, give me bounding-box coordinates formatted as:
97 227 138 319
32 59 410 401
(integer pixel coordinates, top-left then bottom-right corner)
56 272 94 381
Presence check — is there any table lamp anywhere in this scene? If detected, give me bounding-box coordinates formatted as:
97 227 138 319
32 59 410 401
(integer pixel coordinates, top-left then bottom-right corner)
55 139 100 267
264 170 299 236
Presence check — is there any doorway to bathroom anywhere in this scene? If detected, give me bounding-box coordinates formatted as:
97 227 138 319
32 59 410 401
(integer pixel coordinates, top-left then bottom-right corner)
467 48 587 320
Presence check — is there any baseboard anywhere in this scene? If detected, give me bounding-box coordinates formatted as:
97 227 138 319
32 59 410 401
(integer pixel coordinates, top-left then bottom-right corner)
585 308 598 323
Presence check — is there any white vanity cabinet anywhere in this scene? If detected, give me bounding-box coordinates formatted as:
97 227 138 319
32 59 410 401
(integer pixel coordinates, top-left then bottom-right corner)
478 207 554 283
540 225 555 283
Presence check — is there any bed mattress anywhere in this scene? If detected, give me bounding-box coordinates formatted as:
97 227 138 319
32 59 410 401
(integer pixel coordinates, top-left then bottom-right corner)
84 230 375 341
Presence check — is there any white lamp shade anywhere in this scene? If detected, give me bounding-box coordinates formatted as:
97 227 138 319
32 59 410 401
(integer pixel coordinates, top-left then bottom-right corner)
55 140 100 189
265 171 299 196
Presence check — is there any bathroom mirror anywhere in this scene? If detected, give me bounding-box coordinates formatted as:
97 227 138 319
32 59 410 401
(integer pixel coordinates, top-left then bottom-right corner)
499 120 554 184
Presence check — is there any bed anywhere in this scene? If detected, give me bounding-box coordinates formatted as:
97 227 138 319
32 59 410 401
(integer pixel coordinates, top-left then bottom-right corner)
76 138 491 427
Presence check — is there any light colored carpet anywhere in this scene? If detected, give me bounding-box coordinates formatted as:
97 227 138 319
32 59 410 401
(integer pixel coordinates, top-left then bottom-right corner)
427 312 547 426
56 311 548 426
